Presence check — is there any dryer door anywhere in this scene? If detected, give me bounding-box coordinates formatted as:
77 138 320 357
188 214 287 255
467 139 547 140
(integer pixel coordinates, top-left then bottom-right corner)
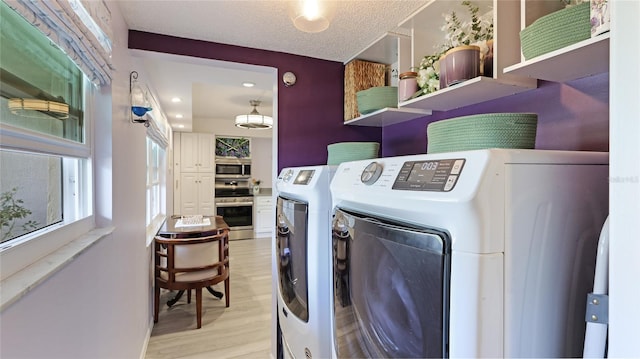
332 208 451 358
276 196 309 322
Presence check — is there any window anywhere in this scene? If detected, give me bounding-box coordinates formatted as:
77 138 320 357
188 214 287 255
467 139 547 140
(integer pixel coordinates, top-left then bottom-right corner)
0 2 92 247
146 137 166 226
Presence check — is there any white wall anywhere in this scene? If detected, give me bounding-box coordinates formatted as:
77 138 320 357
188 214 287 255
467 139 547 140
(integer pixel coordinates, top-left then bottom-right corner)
0 4 151 358
609 0 640 356
251 137 274 189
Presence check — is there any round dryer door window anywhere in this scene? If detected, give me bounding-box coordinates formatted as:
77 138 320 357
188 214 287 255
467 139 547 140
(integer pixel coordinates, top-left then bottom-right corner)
332 209 451 358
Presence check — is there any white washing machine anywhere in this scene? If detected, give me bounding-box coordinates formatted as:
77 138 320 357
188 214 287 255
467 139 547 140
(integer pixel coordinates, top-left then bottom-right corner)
330 149 608 358
275 165 337 359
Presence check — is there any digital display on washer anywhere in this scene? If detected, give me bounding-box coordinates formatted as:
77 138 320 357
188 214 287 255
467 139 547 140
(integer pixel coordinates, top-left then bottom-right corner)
392 159 465 192
293 170 315 185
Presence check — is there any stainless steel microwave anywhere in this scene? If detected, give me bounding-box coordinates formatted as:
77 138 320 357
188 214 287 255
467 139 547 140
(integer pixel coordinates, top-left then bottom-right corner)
215 158 251 179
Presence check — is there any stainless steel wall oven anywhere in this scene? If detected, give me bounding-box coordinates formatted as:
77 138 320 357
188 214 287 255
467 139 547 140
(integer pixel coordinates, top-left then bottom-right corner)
215 179 253 240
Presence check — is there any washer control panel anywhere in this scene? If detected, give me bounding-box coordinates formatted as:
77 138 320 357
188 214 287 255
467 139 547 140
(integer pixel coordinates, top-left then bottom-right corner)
293 169 315 185
360 162 383 185
281 169 295 183
392 159 465 192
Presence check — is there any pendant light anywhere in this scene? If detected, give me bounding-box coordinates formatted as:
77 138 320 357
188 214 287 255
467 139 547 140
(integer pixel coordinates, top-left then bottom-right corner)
235 100 273 129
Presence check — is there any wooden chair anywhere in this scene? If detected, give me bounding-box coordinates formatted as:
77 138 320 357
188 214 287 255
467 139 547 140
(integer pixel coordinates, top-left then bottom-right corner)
154 229 230 329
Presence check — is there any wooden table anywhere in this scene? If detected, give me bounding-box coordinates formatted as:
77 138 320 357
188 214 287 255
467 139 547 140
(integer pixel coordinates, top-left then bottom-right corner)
156 215 230 306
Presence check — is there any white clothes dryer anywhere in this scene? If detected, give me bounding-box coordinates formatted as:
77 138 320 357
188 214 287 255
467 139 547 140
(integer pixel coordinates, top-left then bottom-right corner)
275 165 337 359
330 149 609 358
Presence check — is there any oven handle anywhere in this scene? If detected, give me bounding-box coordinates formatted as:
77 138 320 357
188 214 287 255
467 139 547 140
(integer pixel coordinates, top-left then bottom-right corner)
215 201 254 207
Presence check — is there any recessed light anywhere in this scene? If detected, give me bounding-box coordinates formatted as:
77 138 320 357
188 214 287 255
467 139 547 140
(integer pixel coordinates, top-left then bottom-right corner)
171 97 182 103
175 114 183 119
176 124 185 128
242 82 255 88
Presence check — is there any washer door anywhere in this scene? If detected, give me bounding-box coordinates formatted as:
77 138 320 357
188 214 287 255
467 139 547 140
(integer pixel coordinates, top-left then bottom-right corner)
333 209 451 358
276 196 309 322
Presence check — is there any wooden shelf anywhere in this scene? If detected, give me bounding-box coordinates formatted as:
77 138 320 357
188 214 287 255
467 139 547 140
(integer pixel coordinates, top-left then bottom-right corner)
400 76 536 112
344 107 431 127
503 33 610 82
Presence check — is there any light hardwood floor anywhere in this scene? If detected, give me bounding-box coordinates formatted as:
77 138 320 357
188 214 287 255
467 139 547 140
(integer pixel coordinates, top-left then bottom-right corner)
145 237 273 359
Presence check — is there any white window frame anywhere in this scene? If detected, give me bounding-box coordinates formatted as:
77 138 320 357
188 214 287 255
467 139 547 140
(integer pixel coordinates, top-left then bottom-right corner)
0 78 95 282
145 136 167 246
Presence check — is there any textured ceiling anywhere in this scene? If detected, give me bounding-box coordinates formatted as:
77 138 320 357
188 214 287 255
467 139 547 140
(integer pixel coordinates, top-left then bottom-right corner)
118 1 429 132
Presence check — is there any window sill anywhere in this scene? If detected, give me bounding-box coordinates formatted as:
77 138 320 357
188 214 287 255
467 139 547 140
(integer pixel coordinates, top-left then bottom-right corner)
146 215 167 248
0 226 114 312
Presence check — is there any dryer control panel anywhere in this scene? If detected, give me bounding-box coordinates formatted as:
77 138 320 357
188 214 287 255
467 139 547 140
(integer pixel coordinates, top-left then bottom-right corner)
392 159 465 192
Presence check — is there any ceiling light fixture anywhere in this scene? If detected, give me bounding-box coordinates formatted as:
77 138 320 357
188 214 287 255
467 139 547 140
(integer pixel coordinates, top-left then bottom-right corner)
242 82 255 88
175 114 183 119
8 98 69 120
289 0 335 33
235 100 273 129
171 97 182 103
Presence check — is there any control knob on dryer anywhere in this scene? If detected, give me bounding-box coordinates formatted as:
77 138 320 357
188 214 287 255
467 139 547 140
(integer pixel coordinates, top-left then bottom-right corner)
361 161 383 185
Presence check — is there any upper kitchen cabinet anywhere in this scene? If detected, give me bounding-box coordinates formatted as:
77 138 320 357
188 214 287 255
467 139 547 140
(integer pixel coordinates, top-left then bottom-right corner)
504 0 610 82
399 0 536 112
180 132 215 172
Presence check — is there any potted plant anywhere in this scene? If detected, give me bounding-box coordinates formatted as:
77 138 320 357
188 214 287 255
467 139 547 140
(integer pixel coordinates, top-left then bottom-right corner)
415 1 493 96
439 1 494 87
1 187 38 242
251 178 261 195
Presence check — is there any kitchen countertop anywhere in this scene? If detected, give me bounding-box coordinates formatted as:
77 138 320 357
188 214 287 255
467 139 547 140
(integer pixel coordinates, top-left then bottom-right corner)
254 187 272 197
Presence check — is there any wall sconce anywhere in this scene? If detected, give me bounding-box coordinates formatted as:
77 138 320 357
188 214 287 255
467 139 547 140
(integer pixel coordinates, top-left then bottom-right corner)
289 0 336 33
130 71 151 127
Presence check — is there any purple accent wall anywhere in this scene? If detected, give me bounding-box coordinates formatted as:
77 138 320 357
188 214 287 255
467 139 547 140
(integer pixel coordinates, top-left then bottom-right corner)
128 31 381 172
129 31 608 166
383 73 609 156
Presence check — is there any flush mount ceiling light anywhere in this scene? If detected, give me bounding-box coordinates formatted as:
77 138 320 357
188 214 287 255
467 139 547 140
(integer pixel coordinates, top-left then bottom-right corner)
8 98 69 120
235 100 273 129
289 0 336 33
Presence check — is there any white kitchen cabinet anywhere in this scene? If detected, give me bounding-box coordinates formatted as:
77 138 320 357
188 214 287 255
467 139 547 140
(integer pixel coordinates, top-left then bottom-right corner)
180 132 214 172
254 196 273 236
179 172 214 216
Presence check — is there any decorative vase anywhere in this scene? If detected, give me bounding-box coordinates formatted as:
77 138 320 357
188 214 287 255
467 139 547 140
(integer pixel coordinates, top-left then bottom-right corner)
481 40 494 78
438 54 448 90
440 45 481 88
398 71 418 102
253 185 260 195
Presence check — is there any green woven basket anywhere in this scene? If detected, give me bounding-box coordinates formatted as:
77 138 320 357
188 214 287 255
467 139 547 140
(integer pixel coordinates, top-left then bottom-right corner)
356 86 398 115
520 2 591 60
327 142 380 165
427 113 538 154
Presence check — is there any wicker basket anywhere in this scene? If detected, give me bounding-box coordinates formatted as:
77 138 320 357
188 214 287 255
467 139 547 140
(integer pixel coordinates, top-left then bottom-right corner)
344 60 388 121
520 2 591 60
327 142 380 165
427 113 538 154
